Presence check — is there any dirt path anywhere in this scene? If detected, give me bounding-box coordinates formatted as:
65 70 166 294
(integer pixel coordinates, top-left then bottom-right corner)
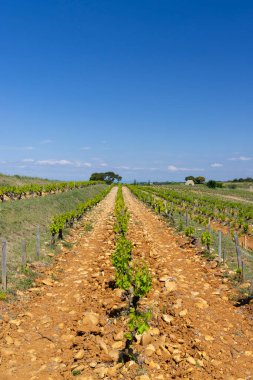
123 187 253 380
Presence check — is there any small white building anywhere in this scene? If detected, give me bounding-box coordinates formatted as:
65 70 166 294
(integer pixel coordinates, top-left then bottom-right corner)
185 180 195 186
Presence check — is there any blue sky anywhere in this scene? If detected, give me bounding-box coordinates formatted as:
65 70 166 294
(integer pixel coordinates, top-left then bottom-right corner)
0 0 252 182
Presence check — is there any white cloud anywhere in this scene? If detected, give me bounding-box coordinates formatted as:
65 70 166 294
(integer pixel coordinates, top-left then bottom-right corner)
22 158 35 163
229 156 252 161
36 160 72 166
168 165 204 172
100 163 108 167
75 161 91 168
210 163 223 168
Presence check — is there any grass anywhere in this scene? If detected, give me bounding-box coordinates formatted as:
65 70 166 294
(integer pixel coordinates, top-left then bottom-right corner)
0 184 108 290
0 172 55 187
0 291 7 300
83 222 93 232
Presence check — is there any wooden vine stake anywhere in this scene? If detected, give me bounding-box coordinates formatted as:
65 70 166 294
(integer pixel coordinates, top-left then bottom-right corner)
22 240 26 267
164 201 168 215
208 218 211 233
244 235 247 250
234 232 242 269
2 240 7 291
36 226 40 259
186 211 189 227
241 260 245 282
222 249 226 264
218 230 222 259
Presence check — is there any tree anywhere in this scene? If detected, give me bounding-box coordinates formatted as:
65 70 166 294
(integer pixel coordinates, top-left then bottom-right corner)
185 176 195 182
206 180 217 188
185 176 205 184
90 172 122 184
195 176 206 184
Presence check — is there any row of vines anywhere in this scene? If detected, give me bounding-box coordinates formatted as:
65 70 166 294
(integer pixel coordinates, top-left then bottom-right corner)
137 185 253 236
50 186 113 244
0 180 103 202
111 185 152 362
128 185 253 285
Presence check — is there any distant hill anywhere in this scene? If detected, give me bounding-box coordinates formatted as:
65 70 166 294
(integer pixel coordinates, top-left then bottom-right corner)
0 173 55 187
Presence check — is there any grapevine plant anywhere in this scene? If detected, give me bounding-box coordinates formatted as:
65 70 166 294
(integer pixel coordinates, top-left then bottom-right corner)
111 185 152 363
50 186 113 243
0 180 103 202
129 185 253 237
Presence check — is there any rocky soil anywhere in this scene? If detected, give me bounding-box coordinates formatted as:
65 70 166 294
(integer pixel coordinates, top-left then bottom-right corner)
0 186 252 380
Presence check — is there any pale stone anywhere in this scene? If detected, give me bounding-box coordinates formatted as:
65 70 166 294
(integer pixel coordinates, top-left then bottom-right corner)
114 331 124 341
94 366 108 378
42 278 54 286
195 298 209 309
205 335 214 342
112 341 123 349
159 275 170 282
108 350 119 361
165 281 177 292
141 333 152 346
162 314 174 324
74 349 85 360
173 355 182 363
98 339 108 354
5 336 13 345
74 364 85 372
145 344 155 357
179 309 188 317
187 356 196 365
149 327 160 336
83 312 99 326
9 319 21 327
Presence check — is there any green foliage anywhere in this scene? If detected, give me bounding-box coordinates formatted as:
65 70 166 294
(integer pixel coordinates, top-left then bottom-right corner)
131 262 152 298
195 176 206 184
201 231 212 250
114 185 129 236
112 237 132 291
184 226 195 237
128 308 152 336
84 222 93 232
128 184 253 236
49 186 112 240
72 370 81 376
90 171 122 184
177 219 183 232
185 176 205 184
206 179 223 189
243 223 249 233
111 185 153 363
185 176 195 182
0 291 7 300
0 180 103 201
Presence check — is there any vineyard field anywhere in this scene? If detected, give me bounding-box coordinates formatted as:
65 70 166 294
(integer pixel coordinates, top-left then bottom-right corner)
0 186 253 380
0 183 108 290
